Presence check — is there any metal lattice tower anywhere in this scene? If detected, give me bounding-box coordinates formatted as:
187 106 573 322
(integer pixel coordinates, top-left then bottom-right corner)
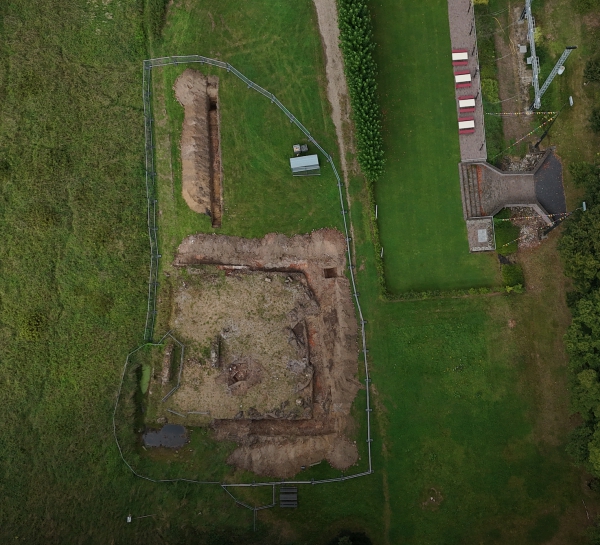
537 46 577 104
524 0 542 108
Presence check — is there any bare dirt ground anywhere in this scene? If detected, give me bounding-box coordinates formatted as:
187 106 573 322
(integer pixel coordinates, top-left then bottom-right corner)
162 269 318 420
312 0 355 181
174 69 223 227
494 6 531 141
149 229 362 477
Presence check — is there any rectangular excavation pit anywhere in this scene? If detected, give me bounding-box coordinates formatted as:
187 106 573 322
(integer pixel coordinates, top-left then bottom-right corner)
323 267 338 278
155 267 316 420
174 69 223 228
146 229 362 477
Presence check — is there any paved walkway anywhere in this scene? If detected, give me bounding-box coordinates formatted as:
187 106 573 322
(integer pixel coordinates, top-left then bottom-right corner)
447 0 487 162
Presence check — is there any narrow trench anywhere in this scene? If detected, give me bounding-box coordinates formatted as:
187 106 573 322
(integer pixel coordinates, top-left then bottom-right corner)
207 95 222 228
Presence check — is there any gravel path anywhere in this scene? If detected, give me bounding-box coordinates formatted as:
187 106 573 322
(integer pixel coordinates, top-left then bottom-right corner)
447 0 487 162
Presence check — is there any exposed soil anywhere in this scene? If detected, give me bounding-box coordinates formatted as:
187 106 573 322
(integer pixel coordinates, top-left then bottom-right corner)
162 269 318 420
494 5 534 143
174 69 223 227
312 0 355 180
149 229 361 477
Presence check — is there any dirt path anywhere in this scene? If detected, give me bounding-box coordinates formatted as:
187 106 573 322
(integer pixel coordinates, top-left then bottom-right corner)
494 4 533 143
312 0 360 265
313 0 353 181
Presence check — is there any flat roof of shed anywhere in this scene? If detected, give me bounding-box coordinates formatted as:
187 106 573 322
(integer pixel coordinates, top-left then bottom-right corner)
290 154 319 170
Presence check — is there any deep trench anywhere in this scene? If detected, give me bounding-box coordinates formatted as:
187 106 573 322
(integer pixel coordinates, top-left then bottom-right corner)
208 96 222 228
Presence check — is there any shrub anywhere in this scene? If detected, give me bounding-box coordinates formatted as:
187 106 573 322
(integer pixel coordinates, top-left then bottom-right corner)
337 0 385 181
494 210 520 255
481 78 499 102
502 264 524 287
575 0 600 13
19 312 48 341
366 179 388 298
584 58 600 83
328 532 373 545
591 107 600 134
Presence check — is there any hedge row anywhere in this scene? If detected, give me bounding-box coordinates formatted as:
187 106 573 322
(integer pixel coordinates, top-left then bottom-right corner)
338 0 385 181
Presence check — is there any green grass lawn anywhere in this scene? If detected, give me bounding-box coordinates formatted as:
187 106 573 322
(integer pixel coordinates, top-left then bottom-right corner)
370 0 499 293
369 297 582 544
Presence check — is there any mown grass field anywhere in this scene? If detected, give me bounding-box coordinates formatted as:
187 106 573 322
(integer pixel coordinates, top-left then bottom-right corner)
370 0 499 294
0 0 597 543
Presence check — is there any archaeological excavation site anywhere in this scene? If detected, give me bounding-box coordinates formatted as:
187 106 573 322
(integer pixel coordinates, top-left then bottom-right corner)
144 229 362 478
174 68 223 227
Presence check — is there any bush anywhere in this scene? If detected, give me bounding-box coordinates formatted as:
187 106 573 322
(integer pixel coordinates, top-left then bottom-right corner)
591 108 600 134
328 532 373 545
585 58 600 83
481 78 499 102
19 311 48 341
502 264 524 287
338 0 385 181
575 0 600 13
366 179 388 298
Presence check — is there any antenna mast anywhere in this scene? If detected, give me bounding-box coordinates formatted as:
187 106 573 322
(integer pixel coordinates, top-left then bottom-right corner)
537 46 577 103
524 0 542 109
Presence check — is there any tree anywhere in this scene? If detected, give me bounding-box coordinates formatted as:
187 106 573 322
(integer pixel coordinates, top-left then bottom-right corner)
566 423 594 464
565 289 600 373
585 58 600 83
591 108 600 134
559 207 600 294
569 162 600 205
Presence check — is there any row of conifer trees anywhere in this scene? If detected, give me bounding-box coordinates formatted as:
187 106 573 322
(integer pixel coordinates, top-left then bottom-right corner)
338 0 385 182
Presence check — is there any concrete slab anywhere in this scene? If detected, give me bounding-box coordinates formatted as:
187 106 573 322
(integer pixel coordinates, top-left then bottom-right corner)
466 217 495 252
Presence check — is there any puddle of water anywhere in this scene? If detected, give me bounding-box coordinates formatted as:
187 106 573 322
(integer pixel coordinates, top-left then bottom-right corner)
143 424 187 448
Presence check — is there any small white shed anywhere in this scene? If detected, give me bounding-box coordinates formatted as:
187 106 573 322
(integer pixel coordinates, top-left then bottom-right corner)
290 154 320 176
